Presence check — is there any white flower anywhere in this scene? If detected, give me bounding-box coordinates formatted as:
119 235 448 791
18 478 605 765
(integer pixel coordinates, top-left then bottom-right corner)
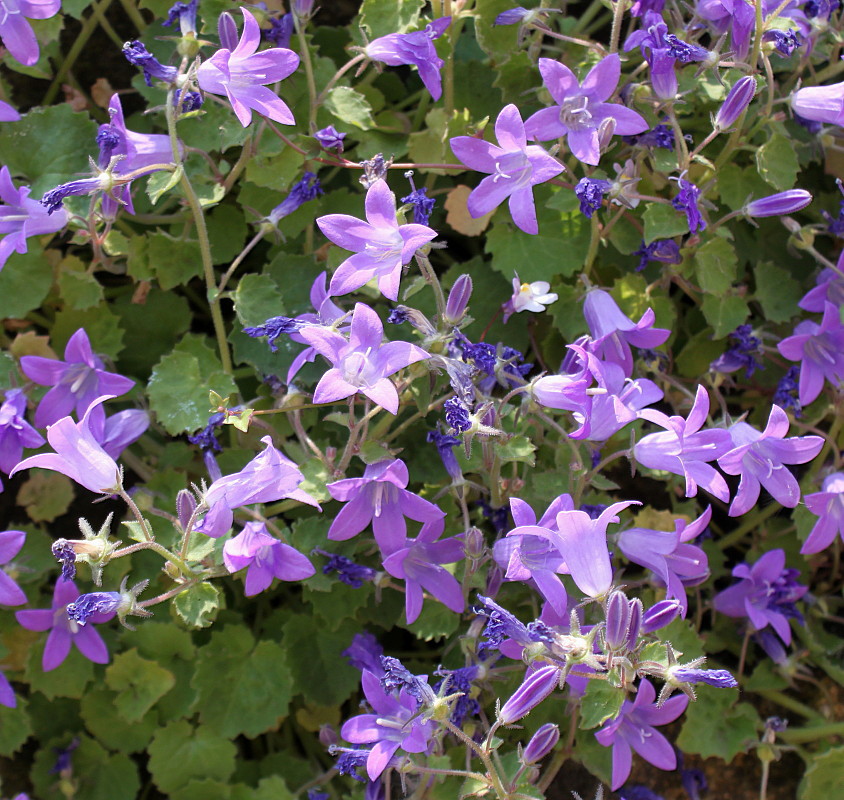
504 274 558 321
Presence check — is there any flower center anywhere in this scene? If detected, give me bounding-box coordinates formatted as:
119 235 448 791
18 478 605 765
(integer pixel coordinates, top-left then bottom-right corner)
342 348 377 388
492 151 532 186
559 95 594 131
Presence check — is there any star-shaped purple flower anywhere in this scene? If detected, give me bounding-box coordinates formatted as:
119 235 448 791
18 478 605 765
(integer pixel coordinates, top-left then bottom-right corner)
223 521 315 596
0 388 44 478
197 8 300 127
524 54 648 166
802 472 844 554
317 179 437 301
0 529 26 607
0 0 61 66
298 303 429 415
450 104 564 234
16 578 113 671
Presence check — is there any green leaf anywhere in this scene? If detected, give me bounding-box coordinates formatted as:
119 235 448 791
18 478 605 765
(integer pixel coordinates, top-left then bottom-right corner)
643 203 688 244
147 231 203 290
234 273 286 327
401 598 461 641
701 293 749 339
325 86 375 130
146 166 183 206
756 134 799 191
58 269 104 311
207 203 249 265
358 0 425 38
52 303 125 361
105 648 176 723
0 697 32 756
80 687 159 753
676 687 759 761
799 746 844 800
282 616 360 706
171 582 222 629
148 721 237 794
498 435 537 466
694 236 738 295
716 165 770 211
71 737 140 800
754 262 801 323
192 626 293 737
474 0 522 62
17 472 74 523
0 246 54 319
244 146 303 191
26 642 94 700
579 681 626 730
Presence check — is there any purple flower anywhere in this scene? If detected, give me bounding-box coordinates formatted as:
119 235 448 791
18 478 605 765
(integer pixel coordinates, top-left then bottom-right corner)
163 0 198 35
16 579 113 671
800 267 844 313
744 189 813 218
433 664 482 725
123 40 178 86
197 436 319 538
326 459 445 556
401 173 436 226
773 365 802 417
11 397 123 494
716 405 824 516
223 521 314 595
713 549 807 645
314 125 346 153
20 328 134 429
696 0 756 60
575 177 610 218
315 549 377 588
0 165 68 272
802 472 844 554
633 239 681 272
92 408 149 460
343 631 384 673
0 529 26 607
522 723 560 764
298 303 429 415
265 13 293 48
634 385 733 502
265 172 322 225
365 17 451 101
0 99 19 121
714 75 757 131
317 179 437 301
450 104 564 234
427 429 463 482
623 123 676 150
623 13 678 100
664 33 712 63
499 664 563 724
197 8 300 127
595 679 688 790
671 175 706 233
340 670 435 780
710 324 764 378
524 54 648 165
0 0 61 66
382 526 465 623
443 397 471 433
0 388 44 476
791 81 844 127
763 29 802 57
777 303 844 406
669 667 737 687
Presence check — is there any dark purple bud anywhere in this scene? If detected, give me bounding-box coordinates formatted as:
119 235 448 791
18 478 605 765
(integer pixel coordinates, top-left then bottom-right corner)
604 589 632 651
642 599 681 633
445 274 473 323
521 723 560 765
218 11 239 50
387 307 409 324
574 178 610 219
401 171 436 225
499 665 561 724
744 190 813 218
267 172 323 224
314 125 346 153
715 76 757 131
176 489 197 530
243 316 307 352
265 14 294 48
122 40 178 86
671 667 738 688
427 429 463 481
625 598 643 651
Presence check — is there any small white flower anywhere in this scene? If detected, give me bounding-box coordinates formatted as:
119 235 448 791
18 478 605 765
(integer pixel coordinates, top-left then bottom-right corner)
506 273 559 319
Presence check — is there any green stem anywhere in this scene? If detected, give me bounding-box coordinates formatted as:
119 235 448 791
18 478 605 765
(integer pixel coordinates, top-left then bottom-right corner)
752 689 823 721
582 212 602 279
218 229 264 294
778 722 844 744
112 541 197 579
440 719 509 800
222 133 254 194
295 21 318 131
717 502 781 550
118 0 148 33
416 252 447 320
609 0 627 55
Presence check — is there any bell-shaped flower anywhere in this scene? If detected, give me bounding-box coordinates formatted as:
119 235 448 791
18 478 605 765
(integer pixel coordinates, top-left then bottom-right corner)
450 104 564 234
799 267 844 313
197 436 319 538
0 0 61 66
365 17 451 100
623 12 678 100
791 80 844 127
524 54 648 165
0 388 44 476
801 472 844 554
0 165 68 273
11 397 123 495
16 578 113 671
382 524 464 623
91 408 149 460
595 679 688 790
298 303 429 415
223 521 315 596
716 405 824 517
20 327 134 429
340 670 435 780
317 179 437 301
0 529 26 607
634 385 733 502
197 8 300 127
326 459 445 556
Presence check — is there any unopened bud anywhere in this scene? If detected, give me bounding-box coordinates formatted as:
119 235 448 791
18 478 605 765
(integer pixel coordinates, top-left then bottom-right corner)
744 189 812 218
597 117 616 152
445 274 473 324
319 724 338 747
464 527 485 560
176 489 197 531
218 12 239 50
499 665 561 724
642 599 681 633
521 723 560 765
714 76 756 131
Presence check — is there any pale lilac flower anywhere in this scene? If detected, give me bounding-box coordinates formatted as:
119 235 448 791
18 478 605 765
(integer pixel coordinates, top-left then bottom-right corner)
716 405 824 516
634 385 733 502
0 388 44 476
802 472 844 554
799 267 844 313
365 17 451 101
317 179 437 301
450 104 564 234
91 408 149 460
382 526 464 623
595 679 688 790
791 81 844 127
0 165 68 272
223 521 314 596
298 302 429 414
713 549 806 645
777 302 844 405
20 328 134 429
502 273 558 321
196 436 318 538
524 54 648 165
326 459 445 556
197 8 300 127
11 397 123 495
0 0 61 66
16 579 113 671
341 670 435 780
0 529 26 607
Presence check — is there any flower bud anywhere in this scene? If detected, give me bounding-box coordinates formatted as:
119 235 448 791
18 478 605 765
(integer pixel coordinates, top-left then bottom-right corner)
176 489 197 531
604 589 632 651
499 665 561 724
319 724 338 747
624 598 643 652
218 12 239 50
641 599 681 633
445 274 473 324
293 0 315 25
744 189 812 218
714 76 756 131
521 723 560 765
464 527 485 560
